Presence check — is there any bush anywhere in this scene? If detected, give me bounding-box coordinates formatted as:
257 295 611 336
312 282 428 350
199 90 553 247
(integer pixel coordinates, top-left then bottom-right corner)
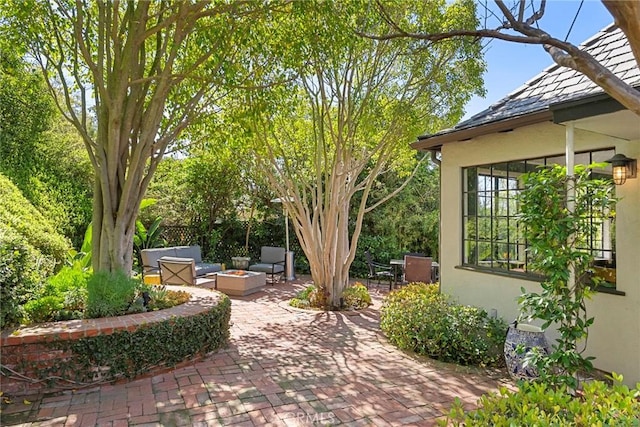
441 374 640 426
23 295 64 324
0 174 70 264
145 285 190 311
0 228 48 328
342 283 371 309
289 283 372 311
380 283 507 367
86 270 140 319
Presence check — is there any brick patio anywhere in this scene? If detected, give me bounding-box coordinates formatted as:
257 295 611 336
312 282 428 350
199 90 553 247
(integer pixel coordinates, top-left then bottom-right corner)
0 276 512 426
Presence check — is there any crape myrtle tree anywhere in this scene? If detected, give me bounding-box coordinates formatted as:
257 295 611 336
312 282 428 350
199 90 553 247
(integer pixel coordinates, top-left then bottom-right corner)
241 0 484 308
370 0 640 116
0 0 280 273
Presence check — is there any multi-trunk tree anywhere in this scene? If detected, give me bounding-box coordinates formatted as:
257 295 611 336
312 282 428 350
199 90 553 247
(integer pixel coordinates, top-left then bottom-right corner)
243 0 484 307
1 0 275 273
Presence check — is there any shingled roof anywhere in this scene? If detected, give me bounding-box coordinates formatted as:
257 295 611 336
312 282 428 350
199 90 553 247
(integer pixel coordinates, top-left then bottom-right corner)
415 24 640 149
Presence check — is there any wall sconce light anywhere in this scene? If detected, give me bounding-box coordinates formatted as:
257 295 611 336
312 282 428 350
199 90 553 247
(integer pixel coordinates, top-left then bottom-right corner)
605 153 637 185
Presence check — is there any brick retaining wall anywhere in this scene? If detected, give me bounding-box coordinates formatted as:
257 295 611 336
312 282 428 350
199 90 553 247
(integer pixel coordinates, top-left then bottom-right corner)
0 287 224 396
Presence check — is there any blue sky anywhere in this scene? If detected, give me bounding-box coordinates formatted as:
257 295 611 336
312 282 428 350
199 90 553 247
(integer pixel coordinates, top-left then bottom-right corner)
462 0 614 120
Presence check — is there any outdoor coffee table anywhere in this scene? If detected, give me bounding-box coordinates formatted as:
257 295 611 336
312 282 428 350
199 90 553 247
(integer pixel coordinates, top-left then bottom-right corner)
216 270 266 296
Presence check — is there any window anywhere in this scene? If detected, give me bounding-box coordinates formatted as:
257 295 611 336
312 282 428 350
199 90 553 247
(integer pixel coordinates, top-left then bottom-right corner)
462 149 616 287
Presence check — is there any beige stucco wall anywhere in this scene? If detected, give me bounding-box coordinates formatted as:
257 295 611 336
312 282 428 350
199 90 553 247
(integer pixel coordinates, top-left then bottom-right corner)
439 120 640 386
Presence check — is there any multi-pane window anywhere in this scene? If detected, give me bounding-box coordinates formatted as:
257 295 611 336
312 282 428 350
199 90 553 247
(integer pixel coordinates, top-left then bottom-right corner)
462 149 616 287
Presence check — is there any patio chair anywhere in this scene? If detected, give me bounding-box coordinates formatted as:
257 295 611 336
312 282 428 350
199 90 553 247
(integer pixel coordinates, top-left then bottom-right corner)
248 246 286 283
403 255 433 285
365 249 393 290
158 256 196 286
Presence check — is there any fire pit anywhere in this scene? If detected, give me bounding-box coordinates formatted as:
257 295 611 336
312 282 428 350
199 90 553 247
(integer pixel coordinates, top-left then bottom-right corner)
216 270 266 296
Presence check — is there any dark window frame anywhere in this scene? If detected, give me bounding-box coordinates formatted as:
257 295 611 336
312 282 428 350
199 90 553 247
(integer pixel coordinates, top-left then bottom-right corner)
461 149 617 288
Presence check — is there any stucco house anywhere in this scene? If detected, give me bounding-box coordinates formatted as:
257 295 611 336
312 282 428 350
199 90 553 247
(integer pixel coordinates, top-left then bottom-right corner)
413 24 640 386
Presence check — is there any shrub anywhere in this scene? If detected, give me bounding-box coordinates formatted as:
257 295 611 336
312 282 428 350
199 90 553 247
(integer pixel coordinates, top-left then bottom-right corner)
20 266 91 325
295 285 316 300
0 228 48 328
289 297 311 309
86 270 139 319
0 174 70 264
342 283 371 309
380 283 507 367
145 285 190 311
24 295 64 324
441 373 640 426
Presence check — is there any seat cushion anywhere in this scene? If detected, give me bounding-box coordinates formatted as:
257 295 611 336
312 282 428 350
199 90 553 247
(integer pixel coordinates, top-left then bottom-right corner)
195 262 223 276
249 263 285 274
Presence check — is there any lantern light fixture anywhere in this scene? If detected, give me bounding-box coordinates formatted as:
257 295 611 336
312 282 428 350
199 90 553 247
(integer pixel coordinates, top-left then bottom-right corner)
605 153 637 185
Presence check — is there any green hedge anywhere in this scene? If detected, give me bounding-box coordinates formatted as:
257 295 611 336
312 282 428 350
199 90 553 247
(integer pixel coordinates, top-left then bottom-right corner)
29 295 231 387
0 228 53 328
0 174 71 328
441 374 640 426
380 283 507 367
0 174 70 263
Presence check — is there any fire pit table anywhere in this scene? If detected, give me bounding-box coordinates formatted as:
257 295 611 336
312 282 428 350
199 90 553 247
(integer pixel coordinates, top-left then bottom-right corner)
216 270 266 296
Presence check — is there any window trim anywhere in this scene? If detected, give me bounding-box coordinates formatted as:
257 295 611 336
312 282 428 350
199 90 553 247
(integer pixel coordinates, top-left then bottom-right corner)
460 148 617 289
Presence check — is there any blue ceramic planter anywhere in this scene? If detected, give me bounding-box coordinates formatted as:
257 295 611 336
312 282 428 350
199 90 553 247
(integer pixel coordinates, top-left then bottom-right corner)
504 322 551 380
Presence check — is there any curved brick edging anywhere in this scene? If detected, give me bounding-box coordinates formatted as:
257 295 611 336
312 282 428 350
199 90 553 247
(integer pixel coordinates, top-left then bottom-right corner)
0 286 227 397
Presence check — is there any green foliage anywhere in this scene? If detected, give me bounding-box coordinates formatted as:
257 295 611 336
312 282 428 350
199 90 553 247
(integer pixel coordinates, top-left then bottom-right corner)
517 164 616 389
289 297 311 309
0 227 44 328
290 283 372 310
0 51 92 245
0 174 71 264
295 285 316 300
144 285 191 311
0 175 71 328
341 283 372 309
86 271 140 319
65 226 92 272
381 283 507 367
441 373 640 426
31 296 231 387
133 199 167 269
289 285 316 308
20 266 90 325
23 296 64 324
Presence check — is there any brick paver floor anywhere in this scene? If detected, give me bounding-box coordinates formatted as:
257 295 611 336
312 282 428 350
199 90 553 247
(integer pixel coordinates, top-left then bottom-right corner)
1 276 512 426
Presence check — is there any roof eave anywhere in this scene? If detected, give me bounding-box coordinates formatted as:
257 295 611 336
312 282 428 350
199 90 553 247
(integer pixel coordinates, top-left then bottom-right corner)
411 110 553 152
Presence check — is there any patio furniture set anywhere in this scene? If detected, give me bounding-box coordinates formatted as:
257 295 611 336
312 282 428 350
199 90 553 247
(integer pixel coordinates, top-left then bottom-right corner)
141 245 287 296
366 249 439 290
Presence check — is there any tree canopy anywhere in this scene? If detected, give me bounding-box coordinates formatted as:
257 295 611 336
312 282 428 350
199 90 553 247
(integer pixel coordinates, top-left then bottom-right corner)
239 0 484 306
369 0 640 115
0 0 285 272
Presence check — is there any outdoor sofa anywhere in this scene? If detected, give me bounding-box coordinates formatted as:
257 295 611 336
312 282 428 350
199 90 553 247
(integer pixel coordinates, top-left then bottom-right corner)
141 245 222 278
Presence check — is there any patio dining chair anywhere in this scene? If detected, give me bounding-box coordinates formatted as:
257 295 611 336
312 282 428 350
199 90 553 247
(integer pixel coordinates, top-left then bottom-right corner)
403 255 433 285
365 249 394 290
